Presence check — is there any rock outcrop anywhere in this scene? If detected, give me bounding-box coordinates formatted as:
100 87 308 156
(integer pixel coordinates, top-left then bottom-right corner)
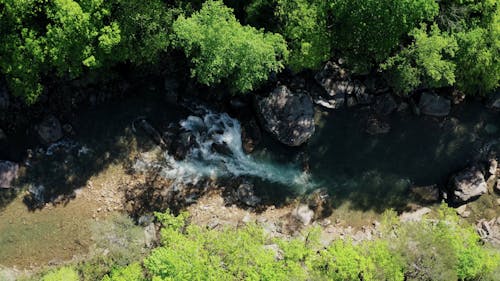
257 86 315 146
314 62 374 109
448 165 488 204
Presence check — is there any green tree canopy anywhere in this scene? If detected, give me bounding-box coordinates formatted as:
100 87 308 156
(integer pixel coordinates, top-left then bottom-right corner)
330 0 439 72
275 0 331 72
173 0 288 93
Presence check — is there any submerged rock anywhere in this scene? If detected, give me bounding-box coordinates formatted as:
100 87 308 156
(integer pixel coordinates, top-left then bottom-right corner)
257 86 315 146
419 92 451 117
373 94 397 116
366 117 390 135
0 161 19 188
36 115 63 144
448 165 487 204
410 185 440 203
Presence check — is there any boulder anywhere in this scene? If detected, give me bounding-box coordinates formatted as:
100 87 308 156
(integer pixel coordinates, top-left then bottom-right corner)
0 161 19 188
314 62 348 109
236 182 261 207
241 119 261 154
455 204 470 218
0 79 9 109
36 116 63 144
449 166 488 204
373 94 397 116
487 91 500 110
257 86 315 146
419 92 451 117
292 204 315 225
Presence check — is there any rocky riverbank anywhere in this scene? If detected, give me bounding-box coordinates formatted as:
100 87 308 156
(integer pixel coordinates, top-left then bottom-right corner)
0 60 499 276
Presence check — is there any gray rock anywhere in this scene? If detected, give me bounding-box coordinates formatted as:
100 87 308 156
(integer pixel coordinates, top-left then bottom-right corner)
400 207 431 222
487 91 500 110
257 86 315 146
144 223 158 248
315 62 348 109
36 116 63 144
374 94 397 116
419 92 451 117
0 161 19 188
314 96 342 109
455 205 470 218
292 204 314 225
236 182 261 207
241 119 261 154
449 166 488 204
0 80 9 109
489 158 498 176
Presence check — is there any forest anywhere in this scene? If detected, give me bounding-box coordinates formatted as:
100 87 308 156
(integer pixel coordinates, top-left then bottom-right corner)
0 0 499 280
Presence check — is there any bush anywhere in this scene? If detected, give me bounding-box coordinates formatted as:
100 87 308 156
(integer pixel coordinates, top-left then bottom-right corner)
41 267 79 281
101 263 145 281
173 0 288 94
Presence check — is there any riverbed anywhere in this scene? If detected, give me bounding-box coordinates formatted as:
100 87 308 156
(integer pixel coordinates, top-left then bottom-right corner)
0 88 499 269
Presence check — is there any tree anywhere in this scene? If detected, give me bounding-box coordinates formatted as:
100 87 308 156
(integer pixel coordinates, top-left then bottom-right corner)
382 25 458 95
0 0 174 103
275 0 331 71
173 0 288 94
329 0 439 73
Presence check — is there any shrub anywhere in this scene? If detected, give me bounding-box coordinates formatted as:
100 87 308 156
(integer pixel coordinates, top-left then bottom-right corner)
41 267 79 281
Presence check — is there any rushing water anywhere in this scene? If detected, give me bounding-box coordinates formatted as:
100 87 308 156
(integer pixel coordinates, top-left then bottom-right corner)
158 111 316 194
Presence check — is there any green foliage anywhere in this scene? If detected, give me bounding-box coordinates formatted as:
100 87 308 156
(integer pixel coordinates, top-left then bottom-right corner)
173 0 288 93
382 25 458 95
111 0 174 64
41 267 79 281
77 214 147 281
316 239 376 281
393 204 500 281
330 0 439 72
145 211 306 280
276 0 331 71
0 0 173 103
454 22 499 95
101 263 145 281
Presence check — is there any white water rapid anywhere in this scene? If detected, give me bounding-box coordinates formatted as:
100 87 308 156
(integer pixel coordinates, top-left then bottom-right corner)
158 111 316 193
